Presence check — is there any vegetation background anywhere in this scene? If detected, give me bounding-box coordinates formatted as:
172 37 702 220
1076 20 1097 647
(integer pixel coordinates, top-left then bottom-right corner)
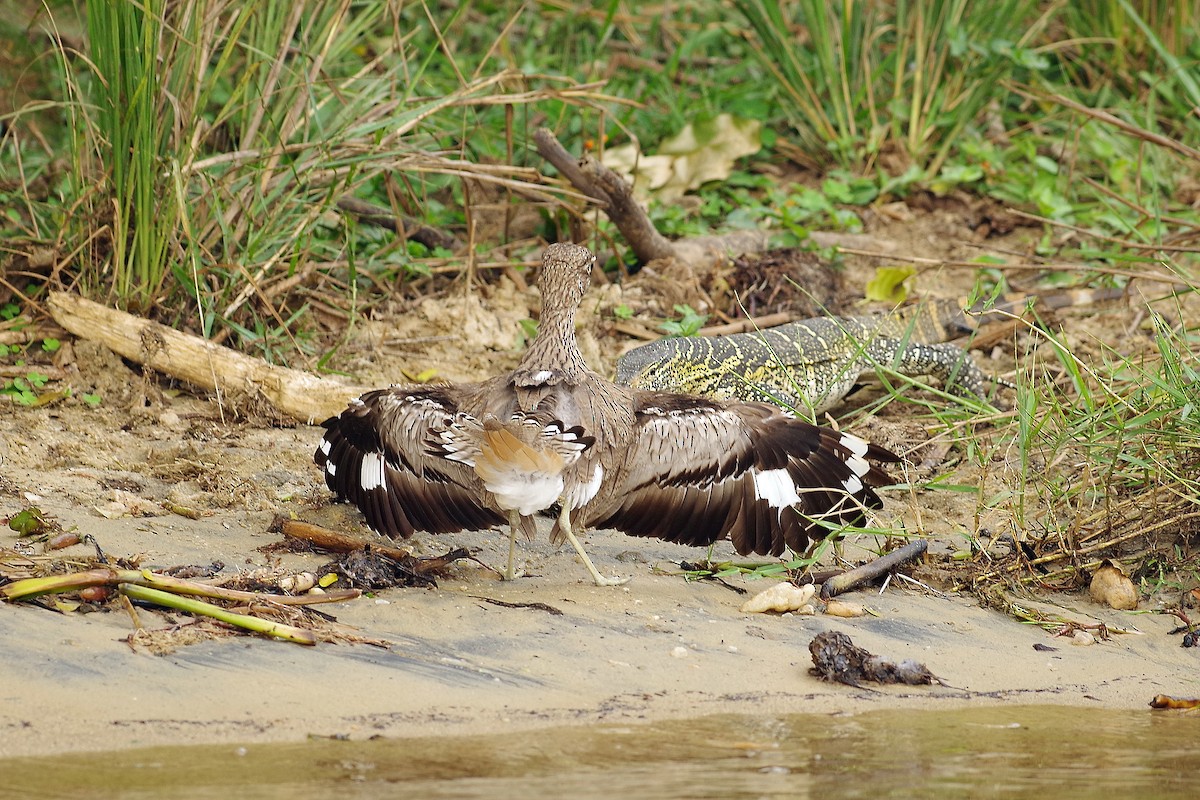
1 0 1197 602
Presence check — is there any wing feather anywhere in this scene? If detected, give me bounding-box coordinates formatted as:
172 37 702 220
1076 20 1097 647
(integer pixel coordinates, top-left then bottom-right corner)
592 392 897 556
315 385 505 538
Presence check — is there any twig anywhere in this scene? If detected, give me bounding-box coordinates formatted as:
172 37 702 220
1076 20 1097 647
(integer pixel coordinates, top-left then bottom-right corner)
276 518 414 562
835 246 1185 283
820 539 929 599
335 196 461 252
0 365 66 379
610 320 662 341
698 312 794 336
469 596 564 615
0 325 69 345
1007 84 1200 162
1006 208 1200 255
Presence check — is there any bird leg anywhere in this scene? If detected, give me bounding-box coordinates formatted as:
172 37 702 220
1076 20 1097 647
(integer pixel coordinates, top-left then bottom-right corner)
504 509 525 581
557 504 629 587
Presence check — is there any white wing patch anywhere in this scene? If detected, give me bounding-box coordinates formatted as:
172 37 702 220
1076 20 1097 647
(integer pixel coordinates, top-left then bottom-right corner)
751 467 802 509
840 433 869 456
839 433 873 482
360 451 387 491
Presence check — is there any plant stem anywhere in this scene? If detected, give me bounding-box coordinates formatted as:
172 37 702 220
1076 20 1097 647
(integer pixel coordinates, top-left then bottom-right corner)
118 584 317 645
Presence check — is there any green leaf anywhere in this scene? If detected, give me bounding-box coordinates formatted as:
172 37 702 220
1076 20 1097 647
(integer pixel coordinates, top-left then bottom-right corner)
40 338 61 353
82 393 103 408
864 266 916 304
929 163 984 195
822 179 853 204
1033 155 1059 174
8 508 47 536
823 171 879 205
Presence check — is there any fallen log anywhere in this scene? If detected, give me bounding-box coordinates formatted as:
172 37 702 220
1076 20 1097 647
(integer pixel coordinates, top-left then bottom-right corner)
47 292 369 424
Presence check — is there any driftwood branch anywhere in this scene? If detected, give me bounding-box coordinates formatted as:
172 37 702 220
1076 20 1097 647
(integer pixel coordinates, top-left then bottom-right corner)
533 127 798 287
533 128 676 264
534 128 889 279
47 292 368 423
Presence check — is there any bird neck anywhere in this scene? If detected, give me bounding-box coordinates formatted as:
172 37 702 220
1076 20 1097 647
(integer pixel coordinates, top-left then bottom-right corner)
517 307 588 381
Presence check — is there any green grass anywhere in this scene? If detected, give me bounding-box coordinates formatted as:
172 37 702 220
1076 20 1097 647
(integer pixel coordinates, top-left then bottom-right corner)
5 2 1196 317
11 0 633 361
910 279 1200 592
732 0 1050 173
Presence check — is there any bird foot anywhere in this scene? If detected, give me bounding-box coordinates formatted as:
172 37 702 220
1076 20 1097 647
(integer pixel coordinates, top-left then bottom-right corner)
558 508 630 587
502 566 527 581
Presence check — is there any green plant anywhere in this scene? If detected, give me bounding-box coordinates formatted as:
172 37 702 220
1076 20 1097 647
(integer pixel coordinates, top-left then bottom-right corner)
733 0 1046 173
82 0 177 311
660 304 709 337
967 288 1200 583
2 371 49 406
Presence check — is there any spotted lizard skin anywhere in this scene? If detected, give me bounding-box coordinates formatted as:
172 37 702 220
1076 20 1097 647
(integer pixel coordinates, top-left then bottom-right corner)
616 290 1122 413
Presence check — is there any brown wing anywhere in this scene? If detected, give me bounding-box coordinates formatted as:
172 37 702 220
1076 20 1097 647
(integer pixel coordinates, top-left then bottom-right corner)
314 385 505 539
591 393 898 556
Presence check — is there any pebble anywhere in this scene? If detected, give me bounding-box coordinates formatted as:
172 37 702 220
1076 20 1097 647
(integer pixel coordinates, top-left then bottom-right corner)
1071 630 1096 646
740 582 817 614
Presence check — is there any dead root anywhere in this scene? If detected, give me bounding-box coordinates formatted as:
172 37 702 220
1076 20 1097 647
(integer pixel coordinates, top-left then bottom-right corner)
808 630 941 688
918 489 1200 624
977 586 1142 639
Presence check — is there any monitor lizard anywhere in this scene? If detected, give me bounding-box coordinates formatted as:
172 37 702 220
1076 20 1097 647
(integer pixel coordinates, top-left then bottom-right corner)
615 288 1125 414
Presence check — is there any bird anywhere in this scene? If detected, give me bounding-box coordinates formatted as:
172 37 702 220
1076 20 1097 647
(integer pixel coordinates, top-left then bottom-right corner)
315 242 900 586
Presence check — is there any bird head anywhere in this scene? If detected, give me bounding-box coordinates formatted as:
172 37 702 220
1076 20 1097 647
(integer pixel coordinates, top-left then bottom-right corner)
540 242 595 310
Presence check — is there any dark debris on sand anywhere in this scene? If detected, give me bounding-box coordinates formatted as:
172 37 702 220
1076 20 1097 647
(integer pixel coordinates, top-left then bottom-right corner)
809 630 940 688
318 546 472 590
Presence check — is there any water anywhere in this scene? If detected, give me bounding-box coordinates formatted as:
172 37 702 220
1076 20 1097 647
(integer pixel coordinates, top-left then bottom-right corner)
1 706 1195 798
